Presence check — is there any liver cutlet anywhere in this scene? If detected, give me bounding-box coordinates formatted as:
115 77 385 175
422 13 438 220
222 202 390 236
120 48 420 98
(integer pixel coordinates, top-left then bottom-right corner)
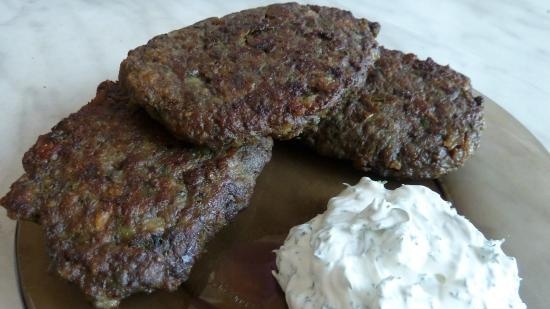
0 81 272 308
119 2 380 149
303 47 484 179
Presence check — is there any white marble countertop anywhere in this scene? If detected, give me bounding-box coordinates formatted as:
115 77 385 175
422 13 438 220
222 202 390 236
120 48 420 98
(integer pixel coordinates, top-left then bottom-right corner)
1 0 549 308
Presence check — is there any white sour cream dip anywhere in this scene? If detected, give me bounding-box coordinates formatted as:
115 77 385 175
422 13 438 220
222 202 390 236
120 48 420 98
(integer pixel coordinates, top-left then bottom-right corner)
273 177 525 309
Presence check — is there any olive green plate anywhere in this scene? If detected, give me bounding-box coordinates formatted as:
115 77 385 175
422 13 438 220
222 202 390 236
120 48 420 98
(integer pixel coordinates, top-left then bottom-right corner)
16 95 550 309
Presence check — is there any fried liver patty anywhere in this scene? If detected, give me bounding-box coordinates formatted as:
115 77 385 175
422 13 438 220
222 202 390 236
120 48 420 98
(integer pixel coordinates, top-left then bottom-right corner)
120 2 379 149
303 47 484 179
0 81 272 308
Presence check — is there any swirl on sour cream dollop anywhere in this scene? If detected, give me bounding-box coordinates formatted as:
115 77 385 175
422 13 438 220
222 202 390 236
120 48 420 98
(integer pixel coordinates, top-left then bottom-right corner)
273 177 525 309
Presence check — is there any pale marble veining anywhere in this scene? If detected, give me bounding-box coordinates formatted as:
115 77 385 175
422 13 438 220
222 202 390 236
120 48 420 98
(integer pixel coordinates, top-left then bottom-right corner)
0 0 549 308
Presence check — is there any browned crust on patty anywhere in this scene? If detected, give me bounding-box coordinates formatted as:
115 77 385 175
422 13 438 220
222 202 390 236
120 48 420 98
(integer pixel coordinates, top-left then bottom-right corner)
0 81 272 307
120 2 379 149
303 47 484 179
